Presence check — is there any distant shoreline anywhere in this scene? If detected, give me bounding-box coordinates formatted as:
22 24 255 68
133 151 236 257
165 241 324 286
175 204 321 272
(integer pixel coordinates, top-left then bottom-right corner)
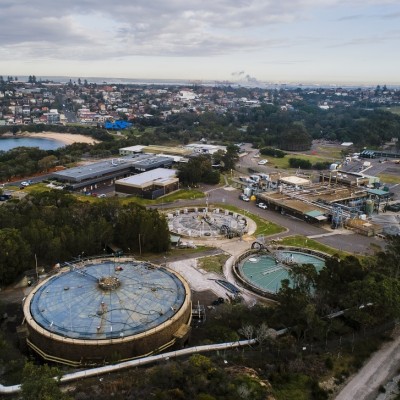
2 131 100 146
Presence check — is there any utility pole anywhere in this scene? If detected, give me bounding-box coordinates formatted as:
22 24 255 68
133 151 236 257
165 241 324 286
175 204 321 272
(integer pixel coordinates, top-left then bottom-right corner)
35 253 39 282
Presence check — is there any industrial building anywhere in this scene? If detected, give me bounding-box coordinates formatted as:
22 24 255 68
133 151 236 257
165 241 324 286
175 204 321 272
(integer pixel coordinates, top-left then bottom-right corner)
184 143 227 155
22 257 192 366
119 145 146 155
257 182 389 232
115 168 179 198
360 149 400 159
51 154 174 191
319 170 370 187
134 145 192 157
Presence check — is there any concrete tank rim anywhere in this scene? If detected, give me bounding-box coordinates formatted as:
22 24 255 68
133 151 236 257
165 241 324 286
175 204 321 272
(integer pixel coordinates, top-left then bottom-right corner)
23 256 192 346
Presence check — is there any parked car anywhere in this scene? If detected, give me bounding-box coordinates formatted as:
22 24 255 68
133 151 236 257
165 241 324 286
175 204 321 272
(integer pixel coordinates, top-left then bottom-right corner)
239 194 250 202
20 181 30 187
386 203 400 212
0 194 11 201
258 159 268 165
257 202 268 209
98 194 107 198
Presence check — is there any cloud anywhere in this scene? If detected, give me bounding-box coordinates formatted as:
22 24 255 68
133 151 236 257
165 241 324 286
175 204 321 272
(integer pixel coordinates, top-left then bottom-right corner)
381 11 400 19
336 14 365 21
328 31 400 48
0 0 399 63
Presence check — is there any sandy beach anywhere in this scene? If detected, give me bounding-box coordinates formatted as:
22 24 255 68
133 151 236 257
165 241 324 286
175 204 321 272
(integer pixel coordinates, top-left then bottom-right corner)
20 131 100 146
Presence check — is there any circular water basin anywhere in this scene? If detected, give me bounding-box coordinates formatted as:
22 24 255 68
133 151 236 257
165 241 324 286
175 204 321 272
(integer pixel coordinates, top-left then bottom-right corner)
239 251 325 294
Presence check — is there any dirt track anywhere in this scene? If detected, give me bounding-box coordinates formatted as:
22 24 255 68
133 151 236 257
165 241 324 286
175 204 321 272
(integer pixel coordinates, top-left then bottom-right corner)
335 325 400 400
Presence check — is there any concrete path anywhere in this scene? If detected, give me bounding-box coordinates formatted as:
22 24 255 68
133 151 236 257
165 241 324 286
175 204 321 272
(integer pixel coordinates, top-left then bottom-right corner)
307 229 355 239
167 258 229 300
335 326 400 400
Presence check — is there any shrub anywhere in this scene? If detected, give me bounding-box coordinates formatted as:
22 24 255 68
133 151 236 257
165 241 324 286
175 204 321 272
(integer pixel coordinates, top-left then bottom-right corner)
324 357 333 370
288 158 312 169
260 147 286 158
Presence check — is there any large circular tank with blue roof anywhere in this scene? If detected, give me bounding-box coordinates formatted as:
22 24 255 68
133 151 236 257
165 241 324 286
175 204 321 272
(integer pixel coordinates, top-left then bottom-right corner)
23 256 191 366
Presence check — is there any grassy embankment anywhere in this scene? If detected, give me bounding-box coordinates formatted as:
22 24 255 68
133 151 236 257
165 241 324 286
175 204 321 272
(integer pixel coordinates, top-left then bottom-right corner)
15 183 205 205
197 253 231 274
377 173 400 185
216 204 286 237
278 235 350 258
258 144 343 170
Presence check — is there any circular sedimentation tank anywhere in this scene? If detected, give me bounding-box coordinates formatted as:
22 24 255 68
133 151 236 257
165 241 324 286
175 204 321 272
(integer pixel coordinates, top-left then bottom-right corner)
167 207 248 238
237 250 326 295
23 257 191 366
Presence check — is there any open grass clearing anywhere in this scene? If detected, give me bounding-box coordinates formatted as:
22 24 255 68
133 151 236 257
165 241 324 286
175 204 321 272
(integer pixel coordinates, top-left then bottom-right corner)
268 153 333 169
278 235 350 258
216 203 285 237
377 173 400 185
312 145 343 160
118 189 205 206
12 184 205 206
143 245 214 262
197 253 230 275
122 127 155 137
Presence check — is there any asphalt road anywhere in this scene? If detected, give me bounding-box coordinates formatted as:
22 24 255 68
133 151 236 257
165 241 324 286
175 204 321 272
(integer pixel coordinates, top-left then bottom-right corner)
154 184 383 255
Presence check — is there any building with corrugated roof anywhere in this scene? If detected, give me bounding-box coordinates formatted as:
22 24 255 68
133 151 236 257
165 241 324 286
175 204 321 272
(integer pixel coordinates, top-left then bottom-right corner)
115 168 179 198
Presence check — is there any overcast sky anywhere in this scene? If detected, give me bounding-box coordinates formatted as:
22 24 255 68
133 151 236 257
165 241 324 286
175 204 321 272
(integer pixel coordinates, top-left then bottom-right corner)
1 0 399 85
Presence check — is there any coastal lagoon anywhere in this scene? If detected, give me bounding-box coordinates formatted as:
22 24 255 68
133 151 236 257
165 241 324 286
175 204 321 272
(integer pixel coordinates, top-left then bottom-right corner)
0 137 65 151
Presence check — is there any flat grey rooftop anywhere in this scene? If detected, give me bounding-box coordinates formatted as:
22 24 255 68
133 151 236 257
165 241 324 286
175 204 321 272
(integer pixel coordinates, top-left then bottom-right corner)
52 154 173 182
116 168 176 186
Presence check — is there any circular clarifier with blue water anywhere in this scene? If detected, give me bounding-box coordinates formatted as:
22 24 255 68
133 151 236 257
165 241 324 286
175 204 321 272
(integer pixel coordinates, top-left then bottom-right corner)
239 250 326 294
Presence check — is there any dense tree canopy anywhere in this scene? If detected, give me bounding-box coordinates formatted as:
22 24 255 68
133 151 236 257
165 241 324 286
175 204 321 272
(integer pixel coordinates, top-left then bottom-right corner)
177 154 220 186
21 362 71 400
0 191 170 286
274 237 400 341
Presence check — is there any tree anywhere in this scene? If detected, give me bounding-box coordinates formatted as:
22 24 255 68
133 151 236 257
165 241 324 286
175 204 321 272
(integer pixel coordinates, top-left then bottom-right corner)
219 144 239 172
289 263 318 296
279 123 312 151
239 324 255 341
288 158 312 169
255 322 272 348
177 154 220 185
0 228 31 286
38 155 57 172
21 361 71 400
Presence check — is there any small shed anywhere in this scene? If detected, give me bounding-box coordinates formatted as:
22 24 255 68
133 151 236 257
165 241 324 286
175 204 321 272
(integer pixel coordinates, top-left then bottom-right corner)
170 234 181 247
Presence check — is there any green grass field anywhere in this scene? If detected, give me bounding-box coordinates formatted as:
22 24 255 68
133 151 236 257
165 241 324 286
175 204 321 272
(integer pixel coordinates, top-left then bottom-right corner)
216 203 285 237
114 189 205 206
313 145 344 160
267 153 334 169
278 235 350 258
12 184 205 206
197 253 230 274
122 127 156 137
377 173 400 185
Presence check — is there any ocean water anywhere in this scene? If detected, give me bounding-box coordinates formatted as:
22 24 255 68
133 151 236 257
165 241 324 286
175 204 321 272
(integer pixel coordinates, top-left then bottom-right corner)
0 137 65 152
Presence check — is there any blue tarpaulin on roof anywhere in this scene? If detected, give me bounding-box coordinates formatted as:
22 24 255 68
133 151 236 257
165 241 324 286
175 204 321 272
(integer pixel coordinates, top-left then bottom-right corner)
104 120 133 130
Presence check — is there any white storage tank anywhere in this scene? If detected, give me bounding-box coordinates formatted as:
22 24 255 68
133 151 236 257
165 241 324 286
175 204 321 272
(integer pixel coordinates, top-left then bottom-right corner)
330 163 339 170
244 187 253 197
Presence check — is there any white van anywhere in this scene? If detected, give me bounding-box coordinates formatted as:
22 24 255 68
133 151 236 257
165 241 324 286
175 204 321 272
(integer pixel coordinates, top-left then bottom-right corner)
250 175 260 183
